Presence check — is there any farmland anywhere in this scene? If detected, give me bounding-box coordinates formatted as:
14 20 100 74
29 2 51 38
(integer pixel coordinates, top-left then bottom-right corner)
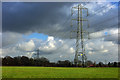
2 67 119 78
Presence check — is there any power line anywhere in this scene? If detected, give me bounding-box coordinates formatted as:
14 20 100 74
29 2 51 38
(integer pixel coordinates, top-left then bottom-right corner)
61 2 117 35
87 3 117 18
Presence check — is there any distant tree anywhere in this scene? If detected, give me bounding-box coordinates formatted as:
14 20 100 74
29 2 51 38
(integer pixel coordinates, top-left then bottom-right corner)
13 56 22 66
86 60 93 67
41 57 49 66
110 62 114 67
29 58 35 66
57 60 71 67
3 56 119 67
34 57 49 66
93 61 96 67
49 62 56 67
108 62 111 67
57 60 64 67
2 56 14 66
118 62 120 67
2 56 50 66
98 62 104 67
113 62 117 67
64 60 71 67
21 56 30 66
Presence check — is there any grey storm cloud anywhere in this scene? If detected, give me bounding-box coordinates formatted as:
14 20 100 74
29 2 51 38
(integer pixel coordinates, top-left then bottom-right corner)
2 2 73 36
2 2 119 39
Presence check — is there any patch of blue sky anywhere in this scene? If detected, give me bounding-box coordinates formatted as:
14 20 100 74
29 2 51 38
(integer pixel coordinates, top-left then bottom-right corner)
23 33 48 41
104 32 109 35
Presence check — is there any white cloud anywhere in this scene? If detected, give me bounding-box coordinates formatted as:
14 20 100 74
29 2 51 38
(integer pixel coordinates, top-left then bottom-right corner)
1 25 119 63
102 49 108 53
2 32 23 47
47 36 54 41
70 47 75 53
2 39 35 57
85 39 118 62
1 36 76 62
90 28 118 42
1 32 118 63
39 36 56 52
18 40 35 51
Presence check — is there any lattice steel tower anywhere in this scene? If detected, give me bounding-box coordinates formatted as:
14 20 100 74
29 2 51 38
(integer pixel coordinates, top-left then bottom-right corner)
70 4 89 67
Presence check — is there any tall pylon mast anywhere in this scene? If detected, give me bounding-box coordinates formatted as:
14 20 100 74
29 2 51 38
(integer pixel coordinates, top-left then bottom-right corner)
70 4 89 67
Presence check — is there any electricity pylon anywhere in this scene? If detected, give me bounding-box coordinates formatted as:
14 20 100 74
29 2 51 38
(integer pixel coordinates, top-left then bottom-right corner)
34 49 40 59
27 49 40 59
70 4 89 67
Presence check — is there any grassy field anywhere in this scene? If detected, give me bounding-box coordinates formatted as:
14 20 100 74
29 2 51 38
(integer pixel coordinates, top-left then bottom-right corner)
2 67 119 78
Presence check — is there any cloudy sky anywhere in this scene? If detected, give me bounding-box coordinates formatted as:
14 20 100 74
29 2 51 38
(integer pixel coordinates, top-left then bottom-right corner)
1 2 119 63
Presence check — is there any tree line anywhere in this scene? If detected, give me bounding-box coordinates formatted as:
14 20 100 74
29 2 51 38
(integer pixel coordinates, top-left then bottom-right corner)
1 56 120 67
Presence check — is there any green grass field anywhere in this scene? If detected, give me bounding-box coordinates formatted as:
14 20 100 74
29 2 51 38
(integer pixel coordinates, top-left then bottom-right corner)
2 67 119 78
